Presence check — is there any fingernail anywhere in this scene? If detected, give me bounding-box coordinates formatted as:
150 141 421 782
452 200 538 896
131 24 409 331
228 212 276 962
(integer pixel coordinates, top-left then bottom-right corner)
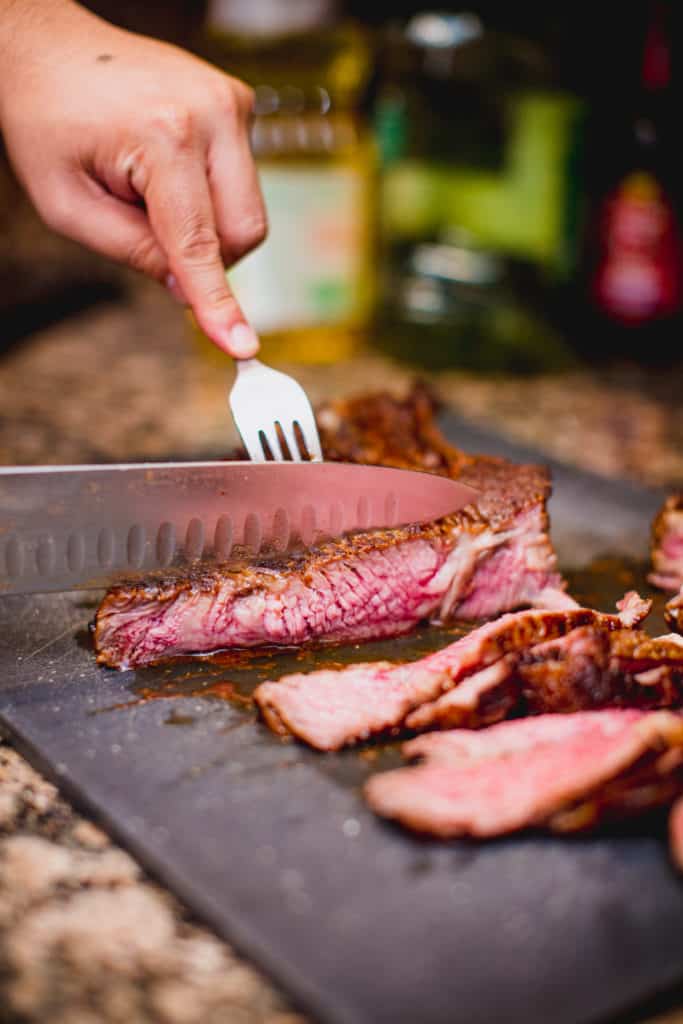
165 273 186 304
227 322 259 358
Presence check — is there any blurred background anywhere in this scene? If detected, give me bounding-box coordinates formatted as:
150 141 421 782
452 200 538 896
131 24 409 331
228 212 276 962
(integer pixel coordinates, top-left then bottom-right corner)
1 0 682 484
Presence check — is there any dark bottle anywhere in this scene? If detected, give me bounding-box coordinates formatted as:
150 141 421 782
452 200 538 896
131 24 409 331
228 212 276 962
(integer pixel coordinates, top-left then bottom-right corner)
578 1 683 363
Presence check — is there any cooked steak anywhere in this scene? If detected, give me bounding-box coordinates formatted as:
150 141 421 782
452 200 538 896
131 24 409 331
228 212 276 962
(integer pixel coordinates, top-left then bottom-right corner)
670 796 683 872
410 620 683 731
256 660 444 752
316 384 468 476
365 710 683 841
665 591 683 633
95 388 570 669
650 494 683 591
254 598 651 750
520 628 683 712
649 494 683 633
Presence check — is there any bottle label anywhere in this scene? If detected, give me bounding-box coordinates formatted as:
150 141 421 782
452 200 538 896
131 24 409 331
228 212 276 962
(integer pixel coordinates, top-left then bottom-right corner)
228 165 366 334
592 171 682 322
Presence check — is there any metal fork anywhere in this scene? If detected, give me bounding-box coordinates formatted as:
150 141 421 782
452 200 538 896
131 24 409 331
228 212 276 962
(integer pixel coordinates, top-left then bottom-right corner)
228 358 323 462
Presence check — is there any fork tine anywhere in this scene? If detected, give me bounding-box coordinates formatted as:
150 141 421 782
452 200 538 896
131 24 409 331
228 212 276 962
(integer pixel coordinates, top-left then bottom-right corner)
294 408 323 461
239 428 266 463
261 426 282 461
280 422 303 462
229 357 324 463
281 377 323 461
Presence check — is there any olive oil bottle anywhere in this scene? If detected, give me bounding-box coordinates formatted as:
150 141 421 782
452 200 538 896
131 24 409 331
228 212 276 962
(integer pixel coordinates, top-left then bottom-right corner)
192 0 376 365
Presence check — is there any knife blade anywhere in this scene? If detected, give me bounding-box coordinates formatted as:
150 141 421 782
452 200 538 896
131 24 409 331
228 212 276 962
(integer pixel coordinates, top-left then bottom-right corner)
0 461 478 596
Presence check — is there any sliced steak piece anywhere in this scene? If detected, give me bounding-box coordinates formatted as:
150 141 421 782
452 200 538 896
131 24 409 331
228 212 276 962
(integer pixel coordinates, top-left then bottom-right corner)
615 590 656 627
649 493 683 633
400 711 608 763
649 494 683 591
404 658 521 732
665 590 683 633
365 710 683 840
519 628 683 714
95 388 569 669
254 599 649 750
404 658 520 732
669 796 683 872
256 661 443 752
408 615 681 733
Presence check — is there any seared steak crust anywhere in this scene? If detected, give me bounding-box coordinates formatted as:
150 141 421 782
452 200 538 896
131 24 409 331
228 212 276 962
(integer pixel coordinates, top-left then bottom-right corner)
95 388 567 669
519 627 683 714
316 384 468 477
318 385 553 531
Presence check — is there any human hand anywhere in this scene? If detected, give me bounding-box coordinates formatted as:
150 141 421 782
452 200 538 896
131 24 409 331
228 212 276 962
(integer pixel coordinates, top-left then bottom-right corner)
0 0 265 357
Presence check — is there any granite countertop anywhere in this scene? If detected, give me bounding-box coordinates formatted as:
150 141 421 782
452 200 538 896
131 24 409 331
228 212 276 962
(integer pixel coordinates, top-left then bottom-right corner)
1 276 683 1024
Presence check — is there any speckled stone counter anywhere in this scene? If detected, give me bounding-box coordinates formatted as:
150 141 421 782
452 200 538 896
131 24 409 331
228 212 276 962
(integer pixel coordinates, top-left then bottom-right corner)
1 276 682 1024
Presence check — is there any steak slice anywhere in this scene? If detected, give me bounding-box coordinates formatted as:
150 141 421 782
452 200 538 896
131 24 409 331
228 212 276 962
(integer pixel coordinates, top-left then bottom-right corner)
649 494 683 633
409 618 683 732
649 494 683 591
670 796 683 872
254 598 650 751
519 628 683 714
665 591 683 633
256 661 443 751
95 387 569 669
365 709 683 840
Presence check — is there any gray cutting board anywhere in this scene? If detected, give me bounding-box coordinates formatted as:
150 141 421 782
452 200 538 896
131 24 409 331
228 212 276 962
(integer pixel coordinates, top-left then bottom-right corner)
1 415 681 1024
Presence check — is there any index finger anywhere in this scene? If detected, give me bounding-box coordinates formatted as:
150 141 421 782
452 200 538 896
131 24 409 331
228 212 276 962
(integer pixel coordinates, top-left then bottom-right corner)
143 152 258 358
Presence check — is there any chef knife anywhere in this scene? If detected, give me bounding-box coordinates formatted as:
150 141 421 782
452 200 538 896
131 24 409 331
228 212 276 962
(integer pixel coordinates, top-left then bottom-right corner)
0 461 477 595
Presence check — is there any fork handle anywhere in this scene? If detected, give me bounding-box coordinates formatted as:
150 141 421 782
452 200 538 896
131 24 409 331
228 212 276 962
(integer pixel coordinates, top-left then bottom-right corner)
235 357 261 374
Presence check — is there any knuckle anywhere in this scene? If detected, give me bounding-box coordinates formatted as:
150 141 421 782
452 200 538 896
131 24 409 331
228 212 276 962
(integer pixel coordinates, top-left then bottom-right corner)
230 213 268 256
178 216 221 264
235 81 255 116
150 104 195 149
122 145 149 194
214 78 254 120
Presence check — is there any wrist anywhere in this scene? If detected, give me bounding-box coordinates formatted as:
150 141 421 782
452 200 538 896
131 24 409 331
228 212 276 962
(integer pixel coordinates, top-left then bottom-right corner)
0 0 74 52
0 1 91 120
0 1 92 74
